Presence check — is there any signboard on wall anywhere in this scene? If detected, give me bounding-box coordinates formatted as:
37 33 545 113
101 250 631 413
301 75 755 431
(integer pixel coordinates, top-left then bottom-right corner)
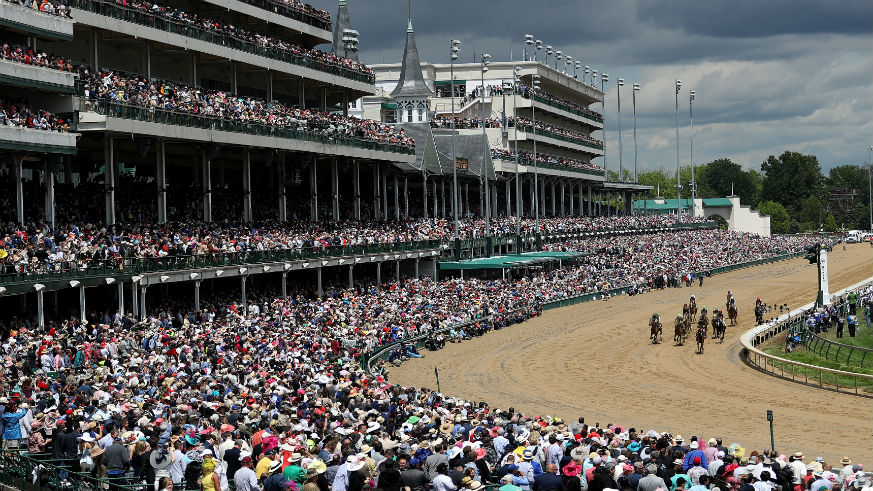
456 157 469 170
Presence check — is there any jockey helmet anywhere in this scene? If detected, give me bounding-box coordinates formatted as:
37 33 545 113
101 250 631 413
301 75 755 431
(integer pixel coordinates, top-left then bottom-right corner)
677 314 683 319
702 306 707 311
653 313 658 318
691 295 695 299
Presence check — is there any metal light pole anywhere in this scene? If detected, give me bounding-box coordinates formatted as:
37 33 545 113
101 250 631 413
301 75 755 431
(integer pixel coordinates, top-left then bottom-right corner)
868 146 873 231
583 65 590 85
555 50 562 70
481 53 492 234
535 40 542 62
675 79 682 222
617 78 624 182
689 90 696 217
545 46 552 67
450 39 461 249
574 61 580 78
600 73 609 181
532 73 541 235
632 83 640 183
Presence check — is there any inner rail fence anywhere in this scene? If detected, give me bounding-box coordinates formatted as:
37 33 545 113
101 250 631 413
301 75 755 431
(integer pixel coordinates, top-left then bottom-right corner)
740 276 873 396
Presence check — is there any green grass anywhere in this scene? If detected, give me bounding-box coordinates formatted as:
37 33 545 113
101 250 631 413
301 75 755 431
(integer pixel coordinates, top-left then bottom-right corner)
814 320 873 350
761 346 873 392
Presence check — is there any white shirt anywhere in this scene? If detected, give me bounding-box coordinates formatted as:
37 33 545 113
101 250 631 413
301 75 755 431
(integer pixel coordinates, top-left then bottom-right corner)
432 474 457 491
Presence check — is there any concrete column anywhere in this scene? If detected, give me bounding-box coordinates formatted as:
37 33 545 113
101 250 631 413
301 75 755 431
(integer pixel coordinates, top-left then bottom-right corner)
353 160 361 220
560 182 566 217
395 260 401 282
90 29 99 71
117 282 124 317
518 177 524 218
568 183 574 216
298 79 305 108
331 158 340 221
242 151 252 222
131 281 139 319
311 157 319 222
104 135 115 225
505 180 511 217
281 272 287 299
78 285 86 322
433 180 438 218
202 153 212 222
37 289 45 329
578 183 584 216
142 40 151 79
414 258 419 278
348 265 354 289
277 153 287 221
373 164 380 220
382 169 388 219
190 52 197 86
479 178 484 219
539 180 546 218
422 173 428 219
404 176 409 218
441 179 446 218
342 92 349 116
194 281 201 311
320 87 328 112
140 285 147 321
239 276 247 307
492 183 498 218
529 179 535 220
317 268 323 298
551 182 557 217
43 162 55 229
376 262 382 285
393 174 400 222
156 139 167 223
230 61 238 93
587 185 593 216
268 71 274 101
432 257 438 281
465 182 470 218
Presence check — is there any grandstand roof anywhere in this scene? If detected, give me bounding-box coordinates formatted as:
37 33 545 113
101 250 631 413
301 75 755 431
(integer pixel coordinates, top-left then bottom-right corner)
439 251 586 270
390 19 434 99
633 199 694 210
331 0 359 62
433 133 495 179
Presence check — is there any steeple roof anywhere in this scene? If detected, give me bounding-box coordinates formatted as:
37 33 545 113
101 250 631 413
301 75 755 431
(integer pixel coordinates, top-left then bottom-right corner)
331 0 358 62
390 19 433 99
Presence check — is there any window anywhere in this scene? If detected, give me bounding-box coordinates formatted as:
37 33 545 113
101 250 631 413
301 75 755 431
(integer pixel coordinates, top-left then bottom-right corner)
407 108 413 122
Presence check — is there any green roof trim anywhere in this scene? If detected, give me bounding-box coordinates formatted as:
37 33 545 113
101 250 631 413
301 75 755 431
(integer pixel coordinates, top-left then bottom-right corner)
702 198 733 207
439 251 585 270
433 80 466 86
381 103 397 110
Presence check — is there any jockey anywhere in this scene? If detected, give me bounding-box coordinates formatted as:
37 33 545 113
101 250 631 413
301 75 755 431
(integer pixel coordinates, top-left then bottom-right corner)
690 295 696 304
701 306 708 317
755 297 762 308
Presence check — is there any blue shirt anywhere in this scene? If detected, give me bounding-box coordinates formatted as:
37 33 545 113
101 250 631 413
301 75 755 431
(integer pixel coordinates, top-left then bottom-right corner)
1 410 27 440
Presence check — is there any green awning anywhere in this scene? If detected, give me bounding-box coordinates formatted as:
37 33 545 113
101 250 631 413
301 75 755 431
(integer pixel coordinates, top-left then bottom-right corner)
381 103 397 110
702 198 733 207
439 251 585 270
433 80 466 86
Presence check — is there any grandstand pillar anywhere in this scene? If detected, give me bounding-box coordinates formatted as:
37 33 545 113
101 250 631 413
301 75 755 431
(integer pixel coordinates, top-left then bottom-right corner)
231 61 238 94
478 178 484 219
578 183 584 217
560 182 566 217
376 262 382 285
517 178 524 218
432 257 438 281
395 261 401 282
353 160 361 220
394 175 400 222
320 87 328 112
433 180 438 219
190 53 197 86
624 191 633 215
243 151 253 222
404 176 409 218
298 81 305 109
414 259 419 278
240 276 247 307
491 184 497 218
373 164 380 220
194 281 200 312
343 92 349 117
37 289 45 329
505 180 511 217
587 185 592 216
202 154 212 222
569 183 574 217
281 272 287 299
43 162 55 230
90 29 99 71
317 268 324 297
348 265 354 289
463 182 469 217
117 282 124 317
142 40 151 79
540 180 546 218
312 157 320 222
156 140 167 224
12 157 24 225
422 172 428 219
131 282 138 319
277 154 287 221
332 158 340 221
103 135 115 226
441 180 446 218
551 182 557 217
140 285 147 321
529 178 535 220
79 285 86 323
268 72 274 101
382 169 389 219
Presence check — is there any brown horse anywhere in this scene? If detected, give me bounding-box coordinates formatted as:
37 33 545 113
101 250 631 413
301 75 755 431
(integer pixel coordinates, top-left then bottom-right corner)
713 315 726 343
728 305 738 326
674 317 686 345
689 298 698 322
695 327 706 354
650 319 663 344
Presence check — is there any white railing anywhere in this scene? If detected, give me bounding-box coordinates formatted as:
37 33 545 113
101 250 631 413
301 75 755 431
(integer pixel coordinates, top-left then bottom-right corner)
739 276 873 396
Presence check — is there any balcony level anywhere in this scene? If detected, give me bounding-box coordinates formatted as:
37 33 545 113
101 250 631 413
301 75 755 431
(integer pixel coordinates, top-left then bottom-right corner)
0 57 76 93
0 1 73 40
200 0 332 45
0 125 78 155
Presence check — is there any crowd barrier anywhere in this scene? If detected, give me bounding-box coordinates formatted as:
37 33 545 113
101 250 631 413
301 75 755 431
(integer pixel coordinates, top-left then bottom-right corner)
740 277 873 396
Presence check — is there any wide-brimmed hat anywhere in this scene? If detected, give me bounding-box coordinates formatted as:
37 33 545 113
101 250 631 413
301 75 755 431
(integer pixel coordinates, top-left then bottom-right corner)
149 449 172 470
470 481 486 491
563 461 582 477
794 451 805 459
440 423 453 435
307 460 327 475
841 457 852 465
346 455 364 472
288 453 302 463
269 460 282 473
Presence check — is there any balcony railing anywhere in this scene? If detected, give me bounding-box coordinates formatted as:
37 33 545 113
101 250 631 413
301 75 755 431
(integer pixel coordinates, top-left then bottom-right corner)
78 98 415 155
521 91 603 124
516 122 604 151
72 0 373 84
234 0 332 31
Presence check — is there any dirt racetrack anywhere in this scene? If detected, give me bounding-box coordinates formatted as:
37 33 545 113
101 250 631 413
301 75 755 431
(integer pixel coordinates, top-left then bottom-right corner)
389 243 873 463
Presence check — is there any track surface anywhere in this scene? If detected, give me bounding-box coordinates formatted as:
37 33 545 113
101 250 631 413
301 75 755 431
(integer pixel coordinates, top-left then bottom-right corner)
390 243 873 462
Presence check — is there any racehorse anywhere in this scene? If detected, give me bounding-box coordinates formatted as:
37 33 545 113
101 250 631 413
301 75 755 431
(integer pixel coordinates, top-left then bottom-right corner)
674 315 686 345
728 301 738 326
689 296 698 322
650 318 663 344
697 316 708 340
712 311 727 343
754 305 765 325
695 327 706 354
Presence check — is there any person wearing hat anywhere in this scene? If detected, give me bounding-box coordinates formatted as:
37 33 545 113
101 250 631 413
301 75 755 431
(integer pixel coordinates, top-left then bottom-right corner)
150 445 176 491
233 454 260 491
401 457 427 491
262 459 285 491
789 452 808 485
533 463 563 491
283 452 306 485
501 473 523 491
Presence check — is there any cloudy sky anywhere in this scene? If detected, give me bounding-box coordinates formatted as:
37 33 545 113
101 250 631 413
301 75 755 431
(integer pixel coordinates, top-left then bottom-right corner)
316 0 872 173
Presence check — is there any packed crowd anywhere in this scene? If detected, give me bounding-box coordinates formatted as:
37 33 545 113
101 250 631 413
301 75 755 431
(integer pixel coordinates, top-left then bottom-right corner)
430 117 503 129
0 41 74 72
0 97 71 132
491 149 604 173
93 0 368 78
2 0 72 17
0 215 709 275
515 83 603 121
238 0 331 26
510 117 603 147
78 68 413 148
0 227 860 491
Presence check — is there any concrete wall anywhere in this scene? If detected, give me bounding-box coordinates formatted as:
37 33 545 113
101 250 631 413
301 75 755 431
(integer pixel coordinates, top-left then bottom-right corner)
199 0 332 43
0 2 74 39
698 196 772 237
0 125 78 153
0 58 76 90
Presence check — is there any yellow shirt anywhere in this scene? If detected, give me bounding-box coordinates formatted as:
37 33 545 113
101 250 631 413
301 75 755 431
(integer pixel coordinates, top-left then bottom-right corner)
256 457 273 480
203 472 217 491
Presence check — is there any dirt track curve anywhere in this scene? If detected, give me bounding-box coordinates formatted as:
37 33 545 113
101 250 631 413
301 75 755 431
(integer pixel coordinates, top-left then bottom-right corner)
389 243 873 463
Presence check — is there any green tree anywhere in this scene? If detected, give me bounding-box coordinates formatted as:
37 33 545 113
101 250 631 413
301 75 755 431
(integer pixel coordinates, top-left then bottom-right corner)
824 213 838 232
757 200 791 234
796 194 825 229
638 170 676 198
746 170 764 207
760 151 825 211
826 165 870 229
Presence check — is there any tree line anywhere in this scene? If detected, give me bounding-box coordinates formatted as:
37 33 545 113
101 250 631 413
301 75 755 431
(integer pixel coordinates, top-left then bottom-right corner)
610 151 870 234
